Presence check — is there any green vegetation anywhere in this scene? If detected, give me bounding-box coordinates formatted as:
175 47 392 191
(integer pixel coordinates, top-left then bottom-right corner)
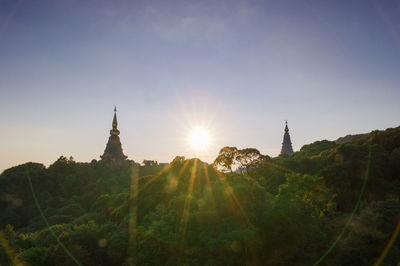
1 126 399 265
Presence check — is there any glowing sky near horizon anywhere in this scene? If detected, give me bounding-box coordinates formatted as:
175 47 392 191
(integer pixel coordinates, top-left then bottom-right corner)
0 0 399 172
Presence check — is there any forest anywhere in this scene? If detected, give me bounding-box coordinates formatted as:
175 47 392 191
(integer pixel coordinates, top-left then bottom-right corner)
0 126 399 265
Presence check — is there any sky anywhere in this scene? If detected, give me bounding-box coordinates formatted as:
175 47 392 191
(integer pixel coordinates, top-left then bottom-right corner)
0 0 399 172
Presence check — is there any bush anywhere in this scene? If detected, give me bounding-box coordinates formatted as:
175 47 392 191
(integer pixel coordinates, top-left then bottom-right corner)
17 247 46 266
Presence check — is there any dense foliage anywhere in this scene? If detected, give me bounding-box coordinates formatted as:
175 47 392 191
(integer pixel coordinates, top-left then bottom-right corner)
0 126 399 265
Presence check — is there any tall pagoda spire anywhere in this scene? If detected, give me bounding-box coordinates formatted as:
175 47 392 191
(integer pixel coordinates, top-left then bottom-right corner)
112 105 118 131
101 106 127 161
280 120 294 156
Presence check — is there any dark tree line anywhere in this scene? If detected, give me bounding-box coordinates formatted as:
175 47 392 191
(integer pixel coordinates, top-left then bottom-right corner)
0 126 399 265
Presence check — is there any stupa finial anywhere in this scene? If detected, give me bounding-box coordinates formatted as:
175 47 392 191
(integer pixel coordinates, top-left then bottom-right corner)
112 106 118 131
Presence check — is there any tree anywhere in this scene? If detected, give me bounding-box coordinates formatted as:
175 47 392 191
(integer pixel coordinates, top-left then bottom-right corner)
213 147 269 172
213 147 238 172
235 148 269 170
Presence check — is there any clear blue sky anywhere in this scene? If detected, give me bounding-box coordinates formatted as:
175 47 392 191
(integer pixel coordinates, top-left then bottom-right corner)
1 0 399 172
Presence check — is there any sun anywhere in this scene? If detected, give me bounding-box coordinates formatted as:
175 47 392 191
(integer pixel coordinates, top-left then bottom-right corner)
188 126 211 151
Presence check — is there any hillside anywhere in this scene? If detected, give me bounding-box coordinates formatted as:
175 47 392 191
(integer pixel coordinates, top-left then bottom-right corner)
335 133 369 144
0 126 399 265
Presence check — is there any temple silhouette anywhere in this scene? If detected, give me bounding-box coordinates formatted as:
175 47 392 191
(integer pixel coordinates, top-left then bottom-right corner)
100 107 294 161
280 121 294 156
101 106 128 161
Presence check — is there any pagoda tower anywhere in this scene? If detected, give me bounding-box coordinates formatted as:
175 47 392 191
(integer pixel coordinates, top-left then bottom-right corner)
101 106 128 161
280 121 294 156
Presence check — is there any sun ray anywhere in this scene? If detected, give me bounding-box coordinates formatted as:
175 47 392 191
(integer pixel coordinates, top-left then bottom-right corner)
202 163 216 211
214 170 253 228
177 159 191 179
0 230 23 266
121 160 192 222
213 170 263 263
127 163 174 202
127 164 139 264
179 159 198 252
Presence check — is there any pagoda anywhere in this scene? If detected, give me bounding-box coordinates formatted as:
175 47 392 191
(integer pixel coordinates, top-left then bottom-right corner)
101 106 128 161
280 121 294 156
